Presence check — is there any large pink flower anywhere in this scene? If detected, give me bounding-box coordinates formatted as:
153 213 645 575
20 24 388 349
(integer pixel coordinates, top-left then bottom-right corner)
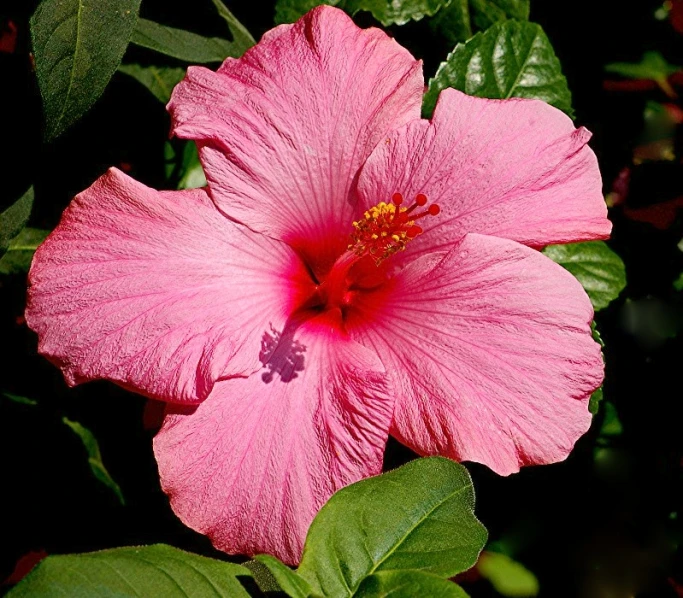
26 7 609 564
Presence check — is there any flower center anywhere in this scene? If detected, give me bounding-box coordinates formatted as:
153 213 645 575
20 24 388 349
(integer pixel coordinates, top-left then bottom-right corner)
306 193 440 318
348 193 440 265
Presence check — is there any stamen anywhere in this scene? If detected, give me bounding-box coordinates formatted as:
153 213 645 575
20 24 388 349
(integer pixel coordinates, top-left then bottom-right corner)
348 192 440 264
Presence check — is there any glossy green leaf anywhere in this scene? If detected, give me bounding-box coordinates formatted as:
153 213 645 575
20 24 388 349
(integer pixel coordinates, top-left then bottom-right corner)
429 0 472 47
344 0 451 26
62 417 125 505
7 544 252 598
431 0 529 45
118 64 185 103
477 552 539 597
210 0 256 52
355 571 470 597
275 0 450 26
131 18 240 63
30 0 142 141
0 228 49 274
423 20 573 119
297 457 487 597
254 555 314 597
469 0 528 29
1 186 34 257
543 241 626 311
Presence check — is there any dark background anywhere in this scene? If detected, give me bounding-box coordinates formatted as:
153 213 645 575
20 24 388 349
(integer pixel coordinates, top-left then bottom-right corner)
1 1 682 596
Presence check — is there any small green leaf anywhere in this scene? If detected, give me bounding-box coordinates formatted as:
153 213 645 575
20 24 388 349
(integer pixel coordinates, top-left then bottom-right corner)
7 544 253 598
131 19 241 63
1 186 34 257
2 392 39 406
275 0 339 24
297 457 487 597
674 271 683 291
178 143 207 190
423 20 573 119
431 0 529 46
588 387 603 416
606 51 680 81
343 0 451 26
429 0 472 47
588 323 604 415
542 241 626 311
0 228 49 274
118 64 185 103
30 0 142 141
469 0 529 30
477 552 539 597
606 52 681 98
599 401 623 438
254 555 314 597
275 0 451 26
62 417 125 505
210 0 256 52
355 571 470 597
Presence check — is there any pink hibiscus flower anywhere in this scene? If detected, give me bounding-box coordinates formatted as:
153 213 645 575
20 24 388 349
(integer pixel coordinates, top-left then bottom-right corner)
26 7 609 564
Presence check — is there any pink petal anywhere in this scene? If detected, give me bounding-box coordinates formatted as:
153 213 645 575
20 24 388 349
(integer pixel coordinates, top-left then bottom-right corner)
26 168 312 404
356 89 611 260
348 234 603 475
153 313 393 564
168 6 423 274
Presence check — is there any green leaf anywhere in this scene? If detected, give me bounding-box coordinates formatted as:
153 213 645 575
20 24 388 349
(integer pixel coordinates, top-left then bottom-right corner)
2 392 38 406
477 552 538 597
588 323 604 415
118 64 185 103
62 417 125 505
275 0 451 26
275 0 339 24
343 0 451 26
131 18 241 63
297 457 487 597
674 271 683 291
355 571 470 597
210 0 256 52
606 51 680 81
30 0 142 141
254 555 314 597
429 0 472 47
0 228 49 274
7 544 253 598
542 241 626 311
606 51 680 97
599 401 623 438
423 20 573 119
469 0 529 30
588 387 603 416
1 186 34 257
431 0 529 46
178 142 207 190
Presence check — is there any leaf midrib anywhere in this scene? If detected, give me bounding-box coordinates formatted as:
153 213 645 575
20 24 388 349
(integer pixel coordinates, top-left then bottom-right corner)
53 0 85 133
